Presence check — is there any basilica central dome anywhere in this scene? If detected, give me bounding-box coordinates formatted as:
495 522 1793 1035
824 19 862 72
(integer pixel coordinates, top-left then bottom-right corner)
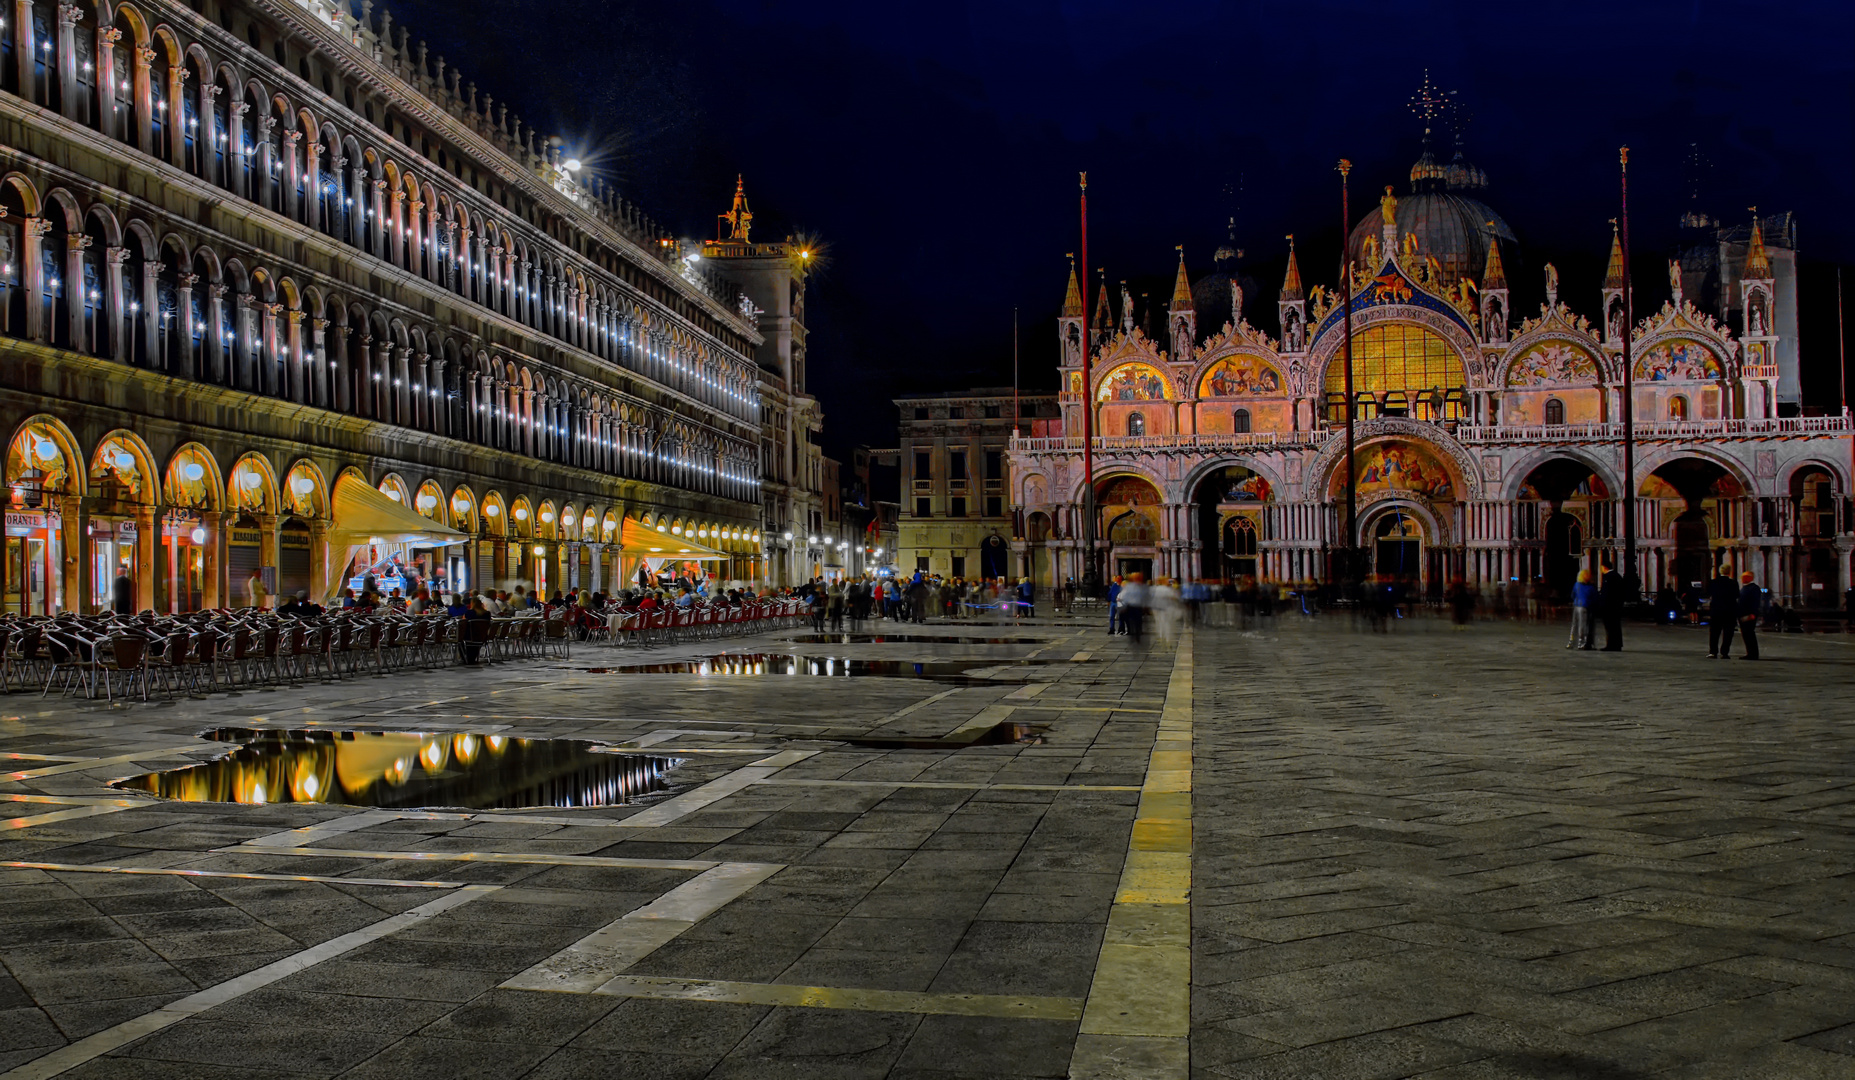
1346 147 1516 290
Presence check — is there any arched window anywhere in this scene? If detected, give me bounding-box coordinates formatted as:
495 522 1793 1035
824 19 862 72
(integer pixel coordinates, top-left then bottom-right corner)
1233 409 1251 434
1544 398 1565 426
1126 412 1145 437
1668 395 1689 421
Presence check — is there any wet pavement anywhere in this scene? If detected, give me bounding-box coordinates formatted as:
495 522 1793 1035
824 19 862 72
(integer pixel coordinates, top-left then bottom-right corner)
0 612 1850 1078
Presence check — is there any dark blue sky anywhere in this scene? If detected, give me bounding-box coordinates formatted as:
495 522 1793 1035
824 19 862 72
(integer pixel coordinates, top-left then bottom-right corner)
395 0 1855 452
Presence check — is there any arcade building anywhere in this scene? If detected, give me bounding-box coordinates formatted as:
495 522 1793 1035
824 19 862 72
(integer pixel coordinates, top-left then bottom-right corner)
1009 143 1851 607
1 0 774 615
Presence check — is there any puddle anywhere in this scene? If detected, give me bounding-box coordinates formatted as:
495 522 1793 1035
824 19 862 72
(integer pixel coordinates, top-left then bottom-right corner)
597 654 1069 682
845 722 1048 750
112 728 680 809
787 634 1052 645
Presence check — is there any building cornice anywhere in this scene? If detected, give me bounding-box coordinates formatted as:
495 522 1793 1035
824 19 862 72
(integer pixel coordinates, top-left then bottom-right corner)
244 0 758 339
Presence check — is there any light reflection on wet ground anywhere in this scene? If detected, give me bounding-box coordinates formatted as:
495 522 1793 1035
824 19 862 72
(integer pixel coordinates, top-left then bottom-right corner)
592 654 1070 681
113 728 680 809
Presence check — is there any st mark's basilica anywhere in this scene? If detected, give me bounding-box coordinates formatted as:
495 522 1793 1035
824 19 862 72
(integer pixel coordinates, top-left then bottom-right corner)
1009 115 1852 608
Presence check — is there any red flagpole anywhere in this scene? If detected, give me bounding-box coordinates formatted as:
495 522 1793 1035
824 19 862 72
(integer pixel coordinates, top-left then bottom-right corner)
1079 173 1098 593
1620 146 1636 594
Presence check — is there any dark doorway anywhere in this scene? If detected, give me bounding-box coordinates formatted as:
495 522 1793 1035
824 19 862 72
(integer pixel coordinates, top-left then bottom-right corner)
1372 513 1421 583
1116 557 1153 580
1544 512 1582 601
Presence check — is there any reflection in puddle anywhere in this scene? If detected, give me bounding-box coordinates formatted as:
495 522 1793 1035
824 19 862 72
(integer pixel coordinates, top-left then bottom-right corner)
787 634 1051 645
601 654 1063 681
845 722 1048 750
113 728 680 809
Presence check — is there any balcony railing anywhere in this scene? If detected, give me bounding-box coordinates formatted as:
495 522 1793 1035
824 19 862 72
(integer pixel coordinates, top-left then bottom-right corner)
1011 415 1853 453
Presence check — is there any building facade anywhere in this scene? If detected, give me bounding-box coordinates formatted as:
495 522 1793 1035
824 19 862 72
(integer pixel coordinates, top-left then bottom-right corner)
899 389 1057 581
701 178 825 587
1010 141 1851 605
1 0 771 615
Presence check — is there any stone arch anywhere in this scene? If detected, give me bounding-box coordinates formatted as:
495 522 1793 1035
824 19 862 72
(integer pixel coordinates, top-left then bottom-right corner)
480 490 507 535
413 478 445 520
1306 418 1481 504
164 442 223 510
87 429 158 505
1180 456 1289 506
1634 445 1755 500
448 485 478 533
282 458 328 518
0 172 42 215
1499 447 1621 503
376 471 410 506
226 451 278 514
1779 456 1851 496
6 415 87 498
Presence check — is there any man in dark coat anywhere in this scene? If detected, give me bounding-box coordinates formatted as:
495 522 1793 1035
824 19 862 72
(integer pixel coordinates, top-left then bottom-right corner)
112 570 135 615
1597 561 1626 651
1736 572 1763 660
1706 566 1739 658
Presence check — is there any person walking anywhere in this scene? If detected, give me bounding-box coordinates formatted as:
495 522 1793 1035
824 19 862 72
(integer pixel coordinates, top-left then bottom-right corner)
1706 565 1739 658
827 581 846 633
244 568 267 610
1736 571 1763 660
810 586 829 632
1118 573 1149 644
1567 568 1596 649
112 568 136 615
1597 561 1625 651
1107 575 1123 635
1016 577 1034 619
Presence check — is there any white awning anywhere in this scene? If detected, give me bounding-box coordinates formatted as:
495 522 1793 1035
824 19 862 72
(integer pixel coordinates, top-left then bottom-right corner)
317 474 471 601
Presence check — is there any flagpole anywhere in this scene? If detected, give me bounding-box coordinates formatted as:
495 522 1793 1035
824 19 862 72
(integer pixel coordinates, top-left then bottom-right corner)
1012 306 1020 438
1079 173 1099 596
1338 159 1358 590
1620 146 1637 598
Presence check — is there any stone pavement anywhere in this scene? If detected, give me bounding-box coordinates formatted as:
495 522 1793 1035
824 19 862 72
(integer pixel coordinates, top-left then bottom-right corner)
0 612 1848 1078
1194 614 1855 1079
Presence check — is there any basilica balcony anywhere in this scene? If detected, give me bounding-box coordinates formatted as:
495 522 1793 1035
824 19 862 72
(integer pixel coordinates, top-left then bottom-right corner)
1011 414 1853 456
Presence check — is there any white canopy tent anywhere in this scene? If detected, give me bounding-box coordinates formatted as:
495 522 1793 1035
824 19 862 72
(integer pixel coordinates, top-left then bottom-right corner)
317 473 471 602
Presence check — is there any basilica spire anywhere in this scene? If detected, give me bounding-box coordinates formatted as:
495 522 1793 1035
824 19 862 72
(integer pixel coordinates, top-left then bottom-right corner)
1280 235 1304 301
1061 257 1083 318
1170 246 1194 310
1603 219 1625 290
1743 210 1772 279
1480 230 1507 292
1092 269 1113 332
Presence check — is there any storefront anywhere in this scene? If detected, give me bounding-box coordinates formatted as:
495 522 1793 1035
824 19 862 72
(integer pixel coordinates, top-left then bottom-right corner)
4 505 60 616
88 518 138 611
161 511 208 613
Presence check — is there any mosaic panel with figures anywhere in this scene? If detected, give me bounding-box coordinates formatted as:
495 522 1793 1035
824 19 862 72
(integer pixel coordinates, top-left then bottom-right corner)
1634 339 1723 382
1505 341 1601 387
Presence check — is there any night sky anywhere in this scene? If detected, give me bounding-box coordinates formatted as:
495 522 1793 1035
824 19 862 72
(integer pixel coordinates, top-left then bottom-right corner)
391 0 1855 456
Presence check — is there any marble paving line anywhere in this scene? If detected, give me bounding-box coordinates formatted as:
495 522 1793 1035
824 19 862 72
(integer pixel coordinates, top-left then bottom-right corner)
618 748 817 827
1070 631 1194 1080
2 860 468 888
213 845 761 874
0 883 501 1080
591 975 1086 1020
1 804 137 830
503 861 783 993
1 744 210 782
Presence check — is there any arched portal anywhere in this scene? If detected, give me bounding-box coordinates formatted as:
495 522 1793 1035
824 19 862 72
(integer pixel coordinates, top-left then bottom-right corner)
1368 507 1424 585
1191 464 1272 582
1641 457 1742 591
1517 458 1610 600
